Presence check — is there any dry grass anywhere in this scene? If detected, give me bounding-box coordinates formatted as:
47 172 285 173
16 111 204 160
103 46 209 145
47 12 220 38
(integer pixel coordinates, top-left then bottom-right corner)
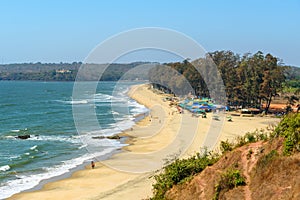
165 138 300 200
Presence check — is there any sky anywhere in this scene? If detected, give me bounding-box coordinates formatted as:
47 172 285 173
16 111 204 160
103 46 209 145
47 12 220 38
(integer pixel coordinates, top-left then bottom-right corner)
0 0 299 66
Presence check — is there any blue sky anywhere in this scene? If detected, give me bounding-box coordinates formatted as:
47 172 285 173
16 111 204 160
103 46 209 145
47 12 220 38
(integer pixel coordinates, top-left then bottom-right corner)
0 0 299 66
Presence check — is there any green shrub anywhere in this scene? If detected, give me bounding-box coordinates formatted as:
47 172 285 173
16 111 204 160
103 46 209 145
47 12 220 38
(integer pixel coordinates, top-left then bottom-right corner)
213 169 246 200
220 140 234 153
235 129 271 148
151 149 219 200
272 113 300 155
245 132 256 143
255 130 269 141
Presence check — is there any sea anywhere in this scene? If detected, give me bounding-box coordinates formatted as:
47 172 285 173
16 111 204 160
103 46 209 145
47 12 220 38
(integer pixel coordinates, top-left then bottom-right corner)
0 81 148 199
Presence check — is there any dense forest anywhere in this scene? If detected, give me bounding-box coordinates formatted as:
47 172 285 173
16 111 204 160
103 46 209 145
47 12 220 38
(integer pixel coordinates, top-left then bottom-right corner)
149 51 300 112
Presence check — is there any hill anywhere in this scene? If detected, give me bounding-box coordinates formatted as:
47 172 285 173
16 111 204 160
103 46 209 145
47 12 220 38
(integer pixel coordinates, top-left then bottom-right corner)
0 62 152 81
151 113 300 200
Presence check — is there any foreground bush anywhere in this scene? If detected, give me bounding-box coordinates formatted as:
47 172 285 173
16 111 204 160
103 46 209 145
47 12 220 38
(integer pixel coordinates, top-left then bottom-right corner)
213 168 246 200
151 150 219 200
272 113 300 155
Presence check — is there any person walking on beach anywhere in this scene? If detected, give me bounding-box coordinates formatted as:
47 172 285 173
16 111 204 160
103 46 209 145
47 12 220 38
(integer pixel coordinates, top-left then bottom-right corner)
91 161 95 169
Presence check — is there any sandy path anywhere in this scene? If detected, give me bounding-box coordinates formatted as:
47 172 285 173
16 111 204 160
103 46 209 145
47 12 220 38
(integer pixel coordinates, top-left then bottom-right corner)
9 84 280 200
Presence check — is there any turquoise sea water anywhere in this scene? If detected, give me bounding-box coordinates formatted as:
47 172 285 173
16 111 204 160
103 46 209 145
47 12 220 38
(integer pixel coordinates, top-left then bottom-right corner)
0 81 147 199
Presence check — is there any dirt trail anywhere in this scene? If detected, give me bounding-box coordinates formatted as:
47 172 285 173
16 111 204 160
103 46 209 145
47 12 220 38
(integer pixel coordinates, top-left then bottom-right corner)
240 141 264 200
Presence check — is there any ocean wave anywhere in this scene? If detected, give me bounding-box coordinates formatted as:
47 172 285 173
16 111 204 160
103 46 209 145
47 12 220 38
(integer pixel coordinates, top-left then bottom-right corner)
130 106 148 115
55 99 89 105
67 100 89 105
0 148 117 199
9 155 21 160
30 145 38 151
2 134 81 144
27 135 81 144
78 144 87 149
0 165 10 172
111 111 120 115
4 135 16 139
89 119 135 137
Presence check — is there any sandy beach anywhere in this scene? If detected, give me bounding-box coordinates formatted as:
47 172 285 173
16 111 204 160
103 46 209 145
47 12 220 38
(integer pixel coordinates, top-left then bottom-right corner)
9 84 280 200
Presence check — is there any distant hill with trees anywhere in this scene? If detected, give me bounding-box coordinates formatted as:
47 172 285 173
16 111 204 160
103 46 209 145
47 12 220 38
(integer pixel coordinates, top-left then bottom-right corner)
0 62 151 81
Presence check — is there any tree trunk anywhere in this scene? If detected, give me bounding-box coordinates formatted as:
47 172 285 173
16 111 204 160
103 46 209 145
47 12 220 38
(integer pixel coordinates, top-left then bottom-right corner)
264 95 273 114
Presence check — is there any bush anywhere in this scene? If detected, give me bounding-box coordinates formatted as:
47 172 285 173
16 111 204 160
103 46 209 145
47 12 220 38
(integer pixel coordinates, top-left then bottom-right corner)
220 140 234 153
151 149 219 200
272 113 300 155
213 169 246 200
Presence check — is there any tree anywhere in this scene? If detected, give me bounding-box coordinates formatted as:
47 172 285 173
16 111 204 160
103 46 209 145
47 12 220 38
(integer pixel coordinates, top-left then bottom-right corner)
260 54 286 114
285 95 299 113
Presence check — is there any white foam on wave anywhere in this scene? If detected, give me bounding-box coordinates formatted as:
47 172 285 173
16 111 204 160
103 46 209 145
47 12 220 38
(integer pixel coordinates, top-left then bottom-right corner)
111 119 136 132
69 100 89 105
78 144 87 149
128 100 148 114
86 88 148 138
93 93 113 103
78 133 125 148
4 135 16 139
0 165 10 172
0 147 117 199
30 145 38 151
3 134 82 145
93 93 127 104
55 100 89 105
111 111 120 115
9 155 21 160
27 135 81 144
86 117 135 138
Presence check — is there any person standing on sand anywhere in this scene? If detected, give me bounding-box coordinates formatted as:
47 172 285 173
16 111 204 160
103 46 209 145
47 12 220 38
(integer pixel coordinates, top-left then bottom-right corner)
91 161 95 169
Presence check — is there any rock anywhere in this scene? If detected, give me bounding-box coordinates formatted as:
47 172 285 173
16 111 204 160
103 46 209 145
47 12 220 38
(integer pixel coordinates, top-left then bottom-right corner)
92 135 121 140
16 135 30 139
92 136 105 139
107 135 121 140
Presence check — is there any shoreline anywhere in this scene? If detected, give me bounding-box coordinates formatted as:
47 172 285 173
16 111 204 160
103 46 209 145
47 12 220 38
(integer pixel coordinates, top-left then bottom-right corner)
9 84 280 200
6 84 149 198
8 84 155 200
